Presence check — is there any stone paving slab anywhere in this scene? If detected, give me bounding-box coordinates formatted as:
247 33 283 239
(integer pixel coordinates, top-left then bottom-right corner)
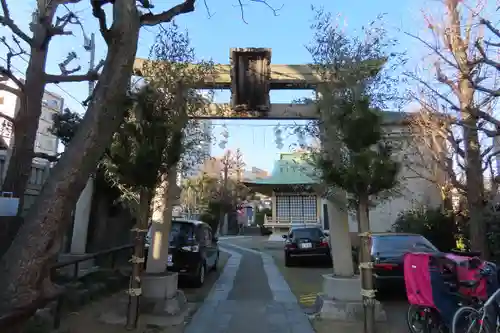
227 251 273 301
184 243 315 333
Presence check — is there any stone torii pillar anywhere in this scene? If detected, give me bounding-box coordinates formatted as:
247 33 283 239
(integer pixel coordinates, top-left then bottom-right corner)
315 88 386 322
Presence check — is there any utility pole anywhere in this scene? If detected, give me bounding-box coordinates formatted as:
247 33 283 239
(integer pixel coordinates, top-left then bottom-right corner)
85 33 96 95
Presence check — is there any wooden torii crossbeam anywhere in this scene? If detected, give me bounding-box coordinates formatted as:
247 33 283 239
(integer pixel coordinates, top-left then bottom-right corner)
133 48 328 119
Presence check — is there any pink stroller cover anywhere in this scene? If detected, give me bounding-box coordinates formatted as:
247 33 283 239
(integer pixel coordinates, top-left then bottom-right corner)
404 252 435 307
445 254 488 299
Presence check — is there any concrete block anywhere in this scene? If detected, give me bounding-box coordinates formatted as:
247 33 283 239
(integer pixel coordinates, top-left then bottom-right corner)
142 272 178 300
319 274 386 322
318 295 386 322
141 303 193 327
322 274 362 301
152 290 187 316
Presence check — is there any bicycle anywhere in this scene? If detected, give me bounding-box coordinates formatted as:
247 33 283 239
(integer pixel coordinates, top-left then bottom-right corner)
451 289 500 333
408 281 485 333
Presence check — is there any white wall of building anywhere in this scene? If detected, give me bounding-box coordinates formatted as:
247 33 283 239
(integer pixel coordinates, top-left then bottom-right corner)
319 122 442 233
0 80 20 149
180 119 212 181
0 80 63 212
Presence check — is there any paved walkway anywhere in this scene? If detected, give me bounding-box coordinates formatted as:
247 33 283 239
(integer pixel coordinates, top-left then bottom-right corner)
184 242 314 333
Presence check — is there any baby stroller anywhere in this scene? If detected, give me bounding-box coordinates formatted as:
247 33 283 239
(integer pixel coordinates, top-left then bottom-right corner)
404 252 497 333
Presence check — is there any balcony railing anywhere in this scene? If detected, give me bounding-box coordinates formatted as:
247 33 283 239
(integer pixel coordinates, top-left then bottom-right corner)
263 215 320 228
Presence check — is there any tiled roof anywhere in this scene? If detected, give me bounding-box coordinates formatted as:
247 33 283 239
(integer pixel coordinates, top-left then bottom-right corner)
244 159 317 185
245 111 414 186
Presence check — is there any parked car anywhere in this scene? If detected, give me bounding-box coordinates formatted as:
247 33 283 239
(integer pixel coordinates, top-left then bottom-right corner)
283 225 330 267
370 232 439 291
145 219 219 287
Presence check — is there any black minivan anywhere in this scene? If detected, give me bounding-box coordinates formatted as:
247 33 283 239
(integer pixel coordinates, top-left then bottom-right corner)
145 219 220 287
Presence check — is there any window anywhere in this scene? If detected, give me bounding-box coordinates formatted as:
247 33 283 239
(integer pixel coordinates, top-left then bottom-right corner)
42 98 59 110
372 235 438 254
168 221 194 245
291 227 324 240
28 166 45 185
276 195 317 223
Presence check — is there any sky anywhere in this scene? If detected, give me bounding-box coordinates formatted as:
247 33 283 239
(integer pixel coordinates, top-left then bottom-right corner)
2 0 427 173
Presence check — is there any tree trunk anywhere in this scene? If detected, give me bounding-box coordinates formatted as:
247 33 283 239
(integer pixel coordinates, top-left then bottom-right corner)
146 167 177 274
0 4 142 312
463 117 487 258
358 195 375 333
444 0 487 259
126 187 152 329
2 4 58 213
0 47 50 255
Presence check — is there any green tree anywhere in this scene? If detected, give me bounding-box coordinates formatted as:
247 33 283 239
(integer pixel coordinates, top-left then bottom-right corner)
103 83 187 328
312 95 400 333
304 9 402 332
102 24 212 328
392 208 457 252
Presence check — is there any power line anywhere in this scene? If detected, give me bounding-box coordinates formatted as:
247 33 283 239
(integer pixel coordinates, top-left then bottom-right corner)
0 55 85 109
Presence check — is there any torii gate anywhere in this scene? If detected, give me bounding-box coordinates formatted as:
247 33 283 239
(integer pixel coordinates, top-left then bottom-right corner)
133 47 322 120
133 47 356 296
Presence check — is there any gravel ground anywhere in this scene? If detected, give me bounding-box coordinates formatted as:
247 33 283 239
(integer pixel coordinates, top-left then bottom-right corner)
55 252 230 333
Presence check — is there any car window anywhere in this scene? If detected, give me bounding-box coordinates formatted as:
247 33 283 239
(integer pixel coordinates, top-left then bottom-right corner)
291 228 324 240
169 221 195 245
372 235 438 254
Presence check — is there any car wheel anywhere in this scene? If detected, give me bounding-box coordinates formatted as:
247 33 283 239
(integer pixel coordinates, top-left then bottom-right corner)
285 253 294 267
212 252 219 272
193 262 206 287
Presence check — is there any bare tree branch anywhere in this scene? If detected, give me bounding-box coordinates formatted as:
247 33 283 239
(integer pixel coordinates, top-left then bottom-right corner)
0 67 23 89
91 0 112 44
408 111 467 193
45 59 104 83
236 0 283 24
480 18 500 40
140 0 196 26
33 151 60 162
53 0 83 4
0 82 20 96
405 31 459 70
0 110 13 122
49 12 79 36
0 0 32 45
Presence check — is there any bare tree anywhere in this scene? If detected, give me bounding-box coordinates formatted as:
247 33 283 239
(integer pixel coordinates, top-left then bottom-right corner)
0 0 103 211
0 0 279 319
406 0 500 257
405 110 463 210
473 6 500 98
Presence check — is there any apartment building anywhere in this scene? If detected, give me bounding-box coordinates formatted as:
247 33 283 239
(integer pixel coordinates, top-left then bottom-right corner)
0 80 63 212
